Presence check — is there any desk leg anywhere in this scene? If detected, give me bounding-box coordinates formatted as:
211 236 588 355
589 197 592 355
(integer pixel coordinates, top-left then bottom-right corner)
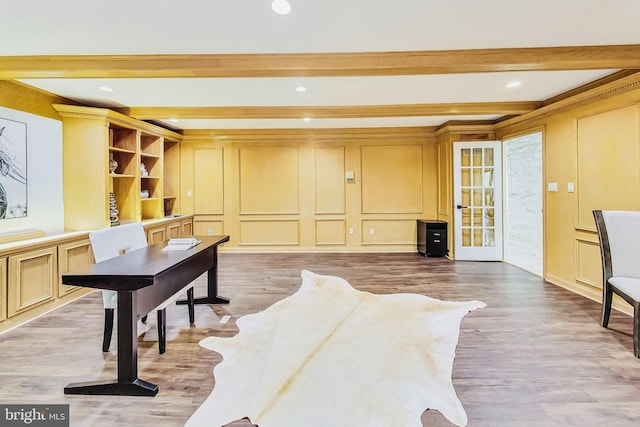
64 291 158 396
178 245 229 305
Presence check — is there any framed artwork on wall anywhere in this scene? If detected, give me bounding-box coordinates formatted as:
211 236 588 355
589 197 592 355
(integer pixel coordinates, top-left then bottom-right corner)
0 117 27 219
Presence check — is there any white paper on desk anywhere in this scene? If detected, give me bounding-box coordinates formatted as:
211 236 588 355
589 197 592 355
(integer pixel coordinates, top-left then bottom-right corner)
162 239 202 251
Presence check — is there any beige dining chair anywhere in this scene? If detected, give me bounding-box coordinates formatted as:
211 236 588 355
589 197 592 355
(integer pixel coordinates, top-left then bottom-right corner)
593 210 640 358
89 222 195 354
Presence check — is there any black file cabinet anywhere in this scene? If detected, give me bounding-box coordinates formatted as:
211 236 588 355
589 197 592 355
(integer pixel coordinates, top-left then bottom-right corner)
417 220 448 257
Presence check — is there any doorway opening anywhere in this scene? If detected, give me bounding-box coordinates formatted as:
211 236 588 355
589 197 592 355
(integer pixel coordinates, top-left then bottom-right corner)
503 132 543 276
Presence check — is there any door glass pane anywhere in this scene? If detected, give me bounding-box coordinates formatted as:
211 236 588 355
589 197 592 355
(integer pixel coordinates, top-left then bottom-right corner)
484 189 494 206
485 208 494 226
473 188 483 206
473 148 482 166
473 228 483 246
485 229 495 247
484 148 494 166
462 209 471 226
462 189 471 206
461 149 471 167
483 168 494 187
473 208 483 226
461 168 471 186
473 168 482 186
462 228 471 246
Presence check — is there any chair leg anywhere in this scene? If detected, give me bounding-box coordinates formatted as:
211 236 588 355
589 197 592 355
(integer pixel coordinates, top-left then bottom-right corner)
187 287 195 325
103 308 115 352
633 302 639 359
157 309 166 354
601 284 613 328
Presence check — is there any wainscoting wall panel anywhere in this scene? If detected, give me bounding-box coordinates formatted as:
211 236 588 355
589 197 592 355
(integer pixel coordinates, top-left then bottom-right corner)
240 220 300 246
239 147 299 215
576 105 640 230
7 247 57 317
315 147 345 215
0 258 6 322
57 239 93 298
193 217 224 237
315 219 346 246
361 145 423 214
575 238 602 289
194 147 224 214
181 128 437 251
361 219 416 245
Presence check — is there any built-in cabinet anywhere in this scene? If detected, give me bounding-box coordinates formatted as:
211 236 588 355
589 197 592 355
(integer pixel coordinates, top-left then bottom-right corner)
0 216 193 332
53 104 182 231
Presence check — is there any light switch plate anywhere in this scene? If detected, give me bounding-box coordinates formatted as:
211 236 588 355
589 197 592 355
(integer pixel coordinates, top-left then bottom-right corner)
567 182 575 193
548 182 558 192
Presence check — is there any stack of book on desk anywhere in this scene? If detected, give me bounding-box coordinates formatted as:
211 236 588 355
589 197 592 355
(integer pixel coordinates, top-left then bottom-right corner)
162 238 202 251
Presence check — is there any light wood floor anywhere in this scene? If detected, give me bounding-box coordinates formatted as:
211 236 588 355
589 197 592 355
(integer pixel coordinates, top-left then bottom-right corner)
1 253 639 427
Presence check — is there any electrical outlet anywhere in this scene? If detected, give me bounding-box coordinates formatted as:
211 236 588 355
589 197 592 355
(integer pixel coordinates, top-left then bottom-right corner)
207 228 213 235
370 228 375 236
349 227 354 235
187 190 192 197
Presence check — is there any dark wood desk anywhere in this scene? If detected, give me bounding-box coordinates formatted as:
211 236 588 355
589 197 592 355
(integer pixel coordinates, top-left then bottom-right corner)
62 235 230 396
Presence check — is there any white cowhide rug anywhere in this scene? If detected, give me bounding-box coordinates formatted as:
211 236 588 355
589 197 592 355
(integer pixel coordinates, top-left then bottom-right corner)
186 270 485 427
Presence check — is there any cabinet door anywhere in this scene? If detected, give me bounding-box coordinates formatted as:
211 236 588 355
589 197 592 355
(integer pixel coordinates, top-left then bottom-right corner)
58 239 93 297
0 258 6 322
166 222 181 238
8 248 57 317
147 226 166 245
181 219 193 236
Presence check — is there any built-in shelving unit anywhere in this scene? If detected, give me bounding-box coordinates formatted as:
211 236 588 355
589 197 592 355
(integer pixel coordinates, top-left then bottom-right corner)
53 104 183 231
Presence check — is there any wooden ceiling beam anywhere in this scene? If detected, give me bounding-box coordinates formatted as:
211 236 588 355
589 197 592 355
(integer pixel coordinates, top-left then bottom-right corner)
2 45 639 79
126 102 542 120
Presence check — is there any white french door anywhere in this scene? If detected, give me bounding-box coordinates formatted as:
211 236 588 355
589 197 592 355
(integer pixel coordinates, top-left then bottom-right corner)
453 141 503 261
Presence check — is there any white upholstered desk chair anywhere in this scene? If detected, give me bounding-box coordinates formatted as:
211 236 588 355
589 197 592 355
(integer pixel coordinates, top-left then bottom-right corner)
593 210 640 358
89 222 195 354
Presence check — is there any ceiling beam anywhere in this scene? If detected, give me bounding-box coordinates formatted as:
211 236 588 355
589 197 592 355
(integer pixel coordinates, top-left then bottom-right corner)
126 102 542 120
2 45 639 79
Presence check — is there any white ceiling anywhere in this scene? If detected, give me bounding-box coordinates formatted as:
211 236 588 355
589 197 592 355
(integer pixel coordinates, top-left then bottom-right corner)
3 0 640 130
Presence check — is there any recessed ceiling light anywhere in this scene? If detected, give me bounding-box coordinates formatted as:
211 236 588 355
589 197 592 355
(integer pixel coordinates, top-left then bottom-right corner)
303 117 311 122
98 86 114 92
506 81 521 88
295 86 307 93
271 0 291 15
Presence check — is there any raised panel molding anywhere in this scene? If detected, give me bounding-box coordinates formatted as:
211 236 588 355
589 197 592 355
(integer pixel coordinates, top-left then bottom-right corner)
361 145 423 214
315 219 346 245
166 222 181 238
576 104 640 230
240 220 299 246
361 219 416 245
147 226 166 245
8 247 57 317
57 239 93 298
575 238 603 289
0 258 6 321
193 218 224 236
239 147 299 214
194 147 224 214
315 147 346 214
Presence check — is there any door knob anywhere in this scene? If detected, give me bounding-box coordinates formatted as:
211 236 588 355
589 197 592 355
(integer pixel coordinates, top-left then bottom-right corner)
456 204 468 209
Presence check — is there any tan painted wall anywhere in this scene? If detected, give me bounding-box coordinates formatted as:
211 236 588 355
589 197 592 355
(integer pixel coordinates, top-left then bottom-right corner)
180 130 438 252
